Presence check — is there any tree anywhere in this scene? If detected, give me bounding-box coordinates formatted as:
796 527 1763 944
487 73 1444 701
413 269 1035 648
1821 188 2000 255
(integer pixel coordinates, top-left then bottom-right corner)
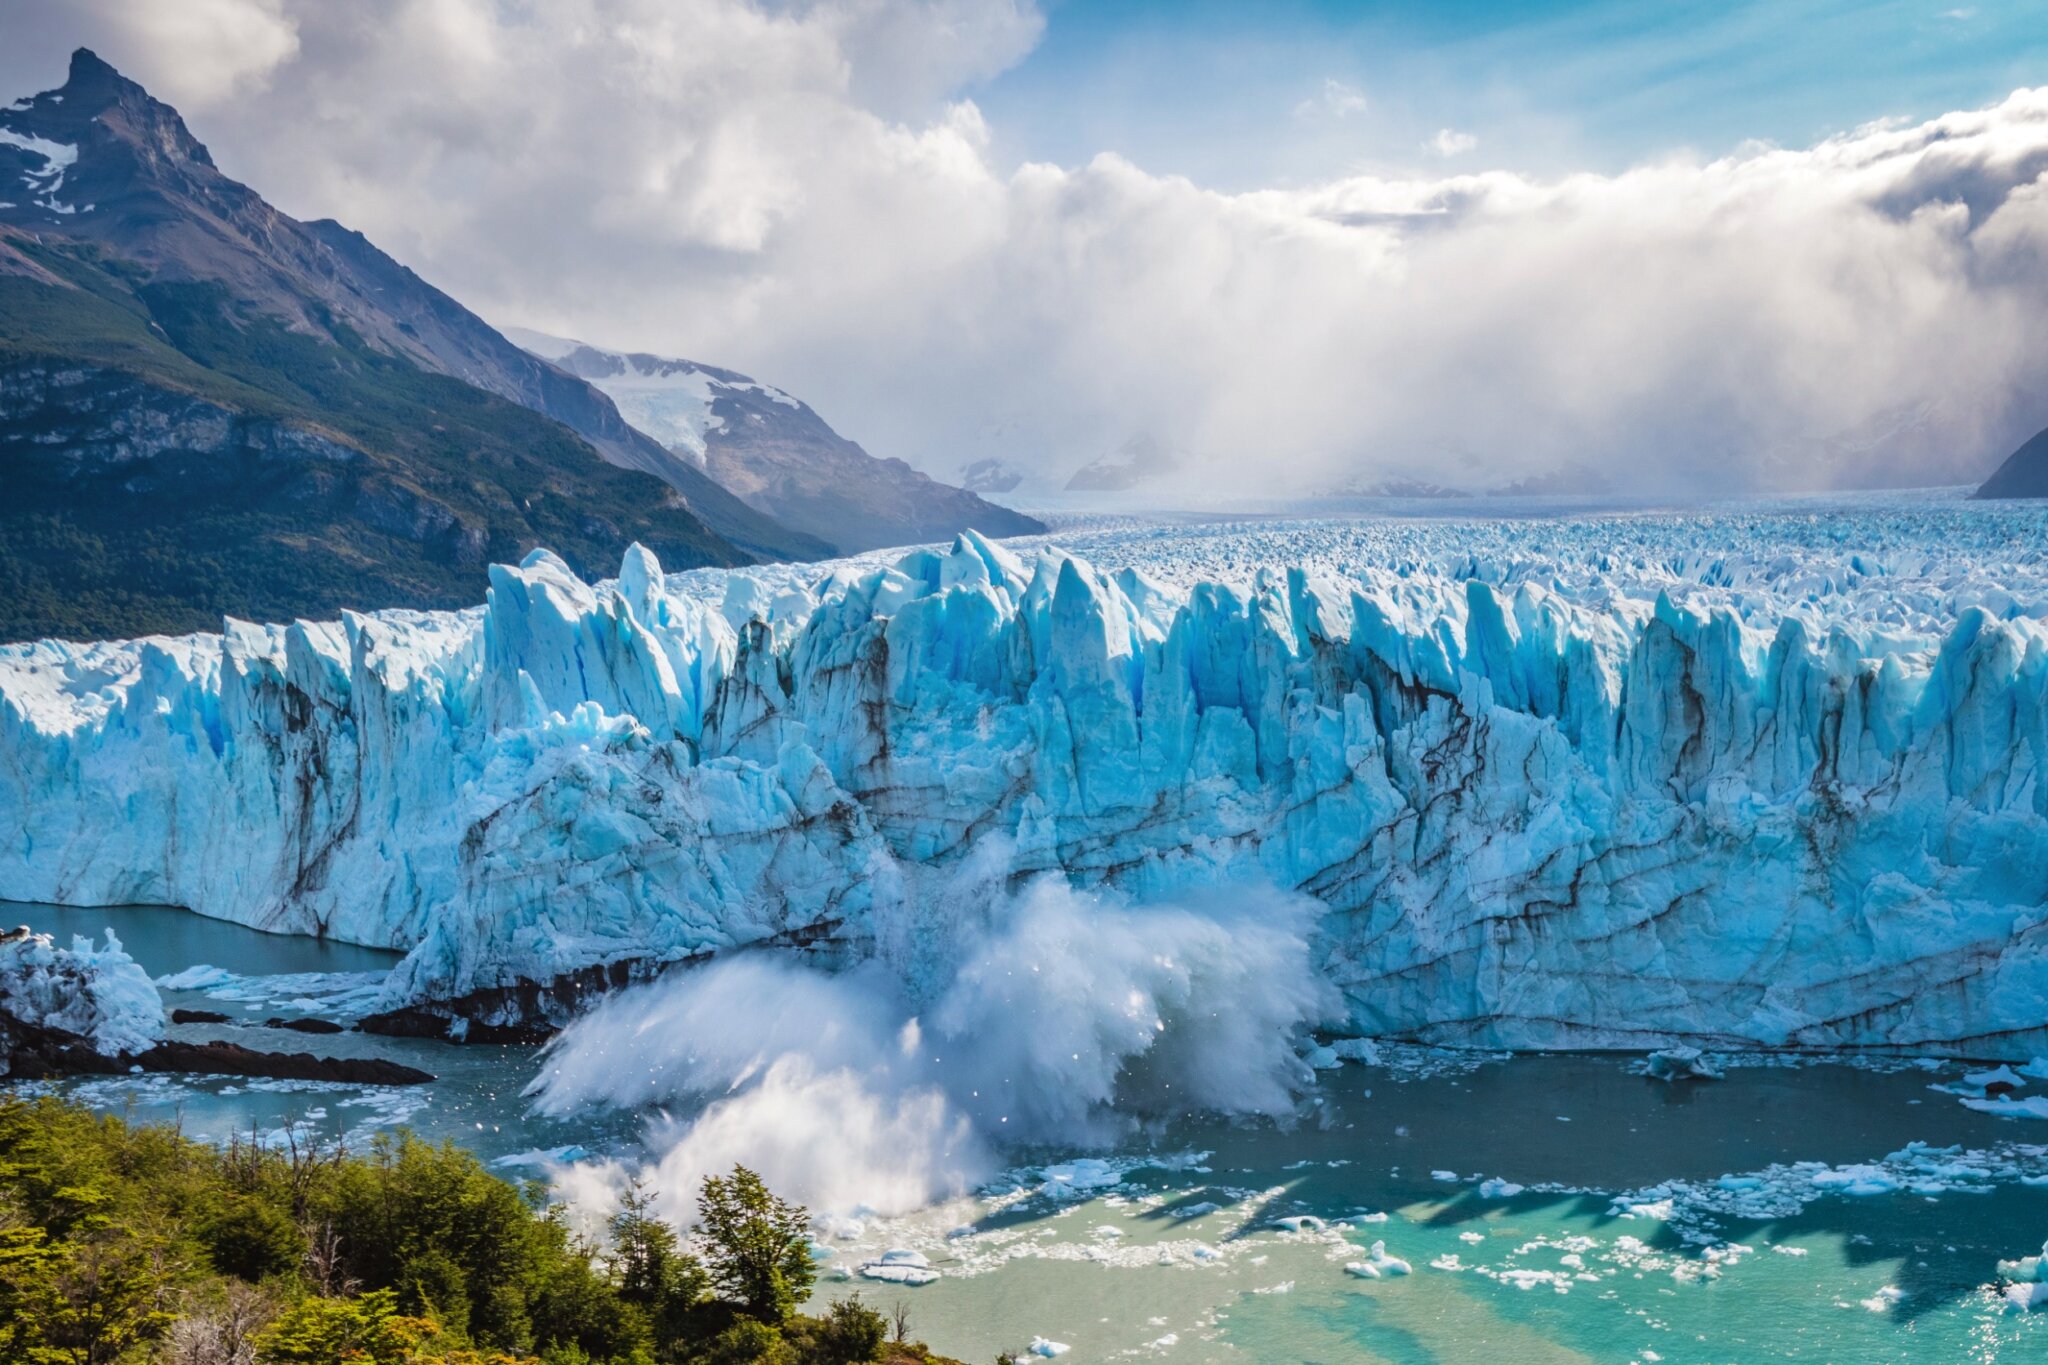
0 1225 177 1365
606 1181 704 1349
252 1287 433 1365
811 1296 886 1364
198 1199 302 1282
694 1168 815 1324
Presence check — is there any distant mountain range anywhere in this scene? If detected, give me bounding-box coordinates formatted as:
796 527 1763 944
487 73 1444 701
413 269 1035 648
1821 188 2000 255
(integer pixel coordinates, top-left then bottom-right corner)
508 331 1043 555
0 51 1037 642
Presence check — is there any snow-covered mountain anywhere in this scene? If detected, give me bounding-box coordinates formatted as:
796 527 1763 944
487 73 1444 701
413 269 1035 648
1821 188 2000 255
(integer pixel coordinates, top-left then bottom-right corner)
6 500 2046 1054
1064 433 1181 492
506 330 1044 555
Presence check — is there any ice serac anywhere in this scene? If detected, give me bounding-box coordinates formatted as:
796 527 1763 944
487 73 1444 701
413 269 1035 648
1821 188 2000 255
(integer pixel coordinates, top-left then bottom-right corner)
0 929 164 1059
3 516 2047 1054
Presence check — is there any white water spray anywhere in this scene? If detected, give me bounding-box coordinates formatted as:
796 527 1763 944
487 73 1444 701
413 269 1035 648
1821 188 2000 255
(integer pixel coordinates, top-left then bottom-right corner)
526 876 1337 1219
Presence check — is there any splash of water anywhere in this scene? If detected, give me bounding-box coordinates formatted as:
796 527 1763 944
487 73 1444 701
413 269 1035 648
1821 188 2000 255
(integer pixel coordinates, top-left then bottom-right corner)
525 876 1336 1219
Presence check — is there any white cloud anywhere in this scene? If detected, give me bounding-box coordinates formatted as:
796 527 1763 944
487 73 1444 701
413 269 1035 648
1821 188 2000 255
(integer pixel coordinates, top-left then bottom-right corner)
1427 128 1478 157
8 0 2048 496
1295 77 1367 122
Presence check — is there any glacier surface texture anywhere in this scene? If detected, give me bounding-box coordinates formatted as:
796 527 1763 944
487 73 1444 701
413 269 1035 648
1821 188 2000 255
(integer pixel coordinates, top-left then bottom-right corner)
3 499 2046 1054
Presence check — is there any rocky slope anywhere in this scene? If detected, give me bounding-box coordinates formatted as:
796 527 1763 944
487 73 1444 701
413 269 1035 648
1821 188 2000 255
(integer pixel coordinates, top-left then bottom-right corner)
0 51 826 641
1976 425 2048 498
511 331 1043 555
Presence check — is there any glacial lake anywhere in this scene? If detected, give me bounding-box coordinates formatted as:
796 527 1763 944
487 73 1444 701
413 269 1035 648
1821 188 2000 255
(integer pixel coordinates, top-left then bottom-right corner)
11 900 2048 1363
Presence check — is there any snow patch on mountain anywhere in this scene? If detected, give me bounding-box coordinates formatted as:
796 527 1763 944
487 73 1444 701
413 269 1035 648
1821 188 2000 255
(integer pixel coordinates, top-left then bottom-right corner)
504 327 796 461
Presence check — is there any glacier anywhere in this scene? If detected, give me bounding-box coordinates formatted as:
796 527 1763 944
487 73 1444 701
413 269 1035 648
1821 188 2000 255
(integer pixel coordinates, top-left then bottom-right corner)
3 497 2047 1054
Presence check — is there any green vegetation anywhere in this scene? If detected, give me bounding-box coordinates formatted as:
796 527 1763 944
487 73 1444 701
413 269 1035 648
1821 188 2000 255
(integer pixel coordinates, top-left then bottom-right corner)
0 1097 966 1365
0 240 746 643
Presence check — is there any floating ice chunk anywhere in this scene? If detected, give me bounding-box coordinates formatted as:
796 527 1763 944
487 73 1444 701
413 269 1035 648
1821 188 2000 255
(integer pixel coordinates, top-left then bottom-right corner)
1027 1337 1069 1357
1174 1201 1221 1219
1993 1227 2048 1310
1431 1170 1460 1182
1344 1240 1412 1279
1498 1268 1572 1292
1330 1038 1382 1064
1645 1046 1723 1082
1963 1095 2048 1120
858 1249 938 1286
1040 1159 1122 1199
1859 1285 1906 1312
1459 1232 1485 1244
1250 1281 1294 1295
1342 1211 1389 1225
1811 1165 1897 1196
2020 1058 2048 1081
1269 1215 1325 1233
1429 1254 1466 1271
1965 1065 2028 1091
156 965 236 990
1478 1177 1525 1198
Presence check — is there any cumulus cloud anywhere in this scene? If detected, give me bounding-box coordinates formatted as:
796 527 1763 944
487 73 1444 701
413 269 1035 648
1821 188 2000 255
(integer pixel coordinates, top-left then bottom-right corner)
7 0 2048 496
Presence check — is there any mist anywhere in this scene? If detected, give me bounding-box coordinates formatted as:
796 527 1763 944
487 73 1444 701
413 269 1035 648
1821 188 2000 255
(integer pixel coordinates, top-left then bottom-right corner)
526 875 1338 1221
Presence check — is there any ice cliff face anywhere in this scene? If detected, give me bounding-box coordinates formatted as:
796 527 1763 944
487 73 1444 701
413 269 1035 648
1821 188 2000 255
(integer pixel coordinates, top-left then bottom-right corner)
4 503 2047 1054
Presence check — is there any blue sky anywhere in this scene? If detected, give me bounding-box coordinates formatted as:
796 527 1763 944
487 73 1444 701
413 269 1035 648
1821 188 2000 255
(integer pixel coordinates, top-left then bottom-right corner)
971 0 2048 185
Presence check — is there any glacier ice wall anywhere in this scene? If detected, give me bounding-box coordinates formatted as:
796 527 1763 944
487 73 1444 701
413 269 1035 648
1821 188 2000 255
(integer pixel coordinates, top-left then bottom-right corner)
4 507 2048 1054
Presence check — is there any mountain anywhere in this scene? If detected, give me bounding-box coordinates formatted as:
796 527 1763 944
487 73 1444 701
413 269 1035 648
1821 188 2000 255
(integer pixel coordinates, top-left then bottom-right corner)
1064 433 1180 492
1975 425 2048 498
958 457 1024 494
508 330 1044 555
0 50 823 641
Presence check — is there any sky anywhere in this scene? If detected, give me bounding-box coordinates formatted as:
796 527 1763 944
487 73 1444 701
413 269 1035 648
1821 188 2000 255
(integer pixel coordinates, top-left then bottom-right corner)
6 0 2048 497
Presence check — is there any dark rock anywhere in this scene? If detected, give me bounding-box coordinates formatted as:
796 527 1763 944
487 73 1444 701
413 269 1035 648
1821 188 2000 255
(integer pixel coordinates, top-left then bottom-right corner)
2 1008 430 1085
356 956 661 1044
170 1008 232 1025
263 1016 347 1035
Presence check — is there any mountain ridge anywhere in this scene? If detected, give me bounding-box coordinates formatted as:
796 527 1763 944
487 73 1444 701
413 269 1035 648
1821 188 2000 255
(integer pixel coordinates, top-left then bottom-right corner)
510 329 1046 555
0 50 834 640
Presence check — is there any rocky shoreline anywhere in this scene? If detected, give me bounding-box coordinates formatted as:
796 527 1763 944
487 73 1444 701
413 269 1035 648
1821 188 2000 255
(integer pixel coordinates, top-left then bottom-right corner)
1 1008 433 1086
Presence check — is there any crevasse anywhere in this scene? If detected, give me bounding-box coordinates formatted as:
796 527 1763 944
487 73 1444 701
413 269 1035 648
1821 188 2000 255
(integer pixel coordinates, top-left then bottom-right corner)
3 524 2045 1054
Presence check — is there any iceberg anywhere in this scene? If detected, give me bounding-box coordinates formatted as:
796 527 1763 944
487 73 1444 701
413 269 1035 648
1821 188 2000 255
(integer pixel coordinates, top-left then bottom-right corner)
0 928 164 1058
2000 1240 2048 1311
3 504 2047 1052
1345 1240 1413 1278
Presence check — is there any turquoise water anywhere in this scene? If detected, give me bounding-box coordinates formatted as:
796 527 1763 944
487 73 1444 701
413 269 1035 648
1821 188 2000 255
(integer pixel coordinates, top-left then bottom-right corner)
10 901 2048 1361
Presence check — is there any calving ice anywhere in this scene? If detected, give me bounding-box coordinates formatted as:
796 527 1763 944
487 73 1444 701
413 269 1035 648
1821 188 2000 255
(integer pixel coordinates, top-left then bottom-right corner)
2 505 2046 1053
